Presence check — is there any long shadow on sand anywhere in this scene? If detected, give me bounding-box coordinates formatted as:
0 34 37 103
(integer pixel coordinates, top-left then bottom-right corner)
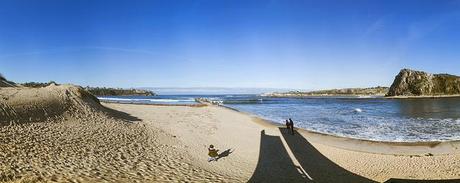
248 130 310 183
217 149 234 160
279 128 376 183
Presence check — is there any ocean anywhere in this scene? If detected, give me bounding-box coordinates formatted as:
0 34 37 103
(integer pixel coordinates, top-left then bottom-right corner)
98 95 460 142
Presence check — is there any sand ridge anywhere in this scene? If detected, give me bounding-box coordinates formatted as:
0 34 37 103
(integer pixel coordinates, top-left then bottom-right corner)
0 84 100 124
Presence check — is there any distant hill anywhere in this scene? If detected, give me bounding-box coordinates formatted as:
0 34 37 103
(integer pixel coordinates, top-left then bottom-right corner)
85 87 156 96
140 87 291 95
0 74 16 87
263 86 389 97
386 69 460 97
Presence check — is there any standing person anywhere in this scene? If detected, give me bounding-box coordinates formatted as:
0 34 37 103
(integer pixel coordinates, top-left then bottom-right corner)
289 118 295 135
208 145 219 162
285 119 290 132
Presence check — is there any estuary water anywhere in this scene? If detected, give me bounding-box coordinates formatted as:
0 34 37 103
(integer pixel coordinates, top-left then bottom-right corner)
99 95 460 142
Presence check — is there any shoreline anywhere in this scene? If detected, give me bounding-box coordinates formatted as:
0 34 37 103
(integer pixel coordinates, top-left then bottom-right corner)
385 94 460 99
110 99 460 153
212 103 460 155
264 94 460 99
262 94 386 98
111 98 460 156
100 100 207 107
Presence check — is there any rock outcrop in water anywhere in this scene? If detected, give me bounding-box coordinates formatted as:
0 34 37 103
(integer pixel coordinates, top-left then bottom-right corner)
386 69 460 97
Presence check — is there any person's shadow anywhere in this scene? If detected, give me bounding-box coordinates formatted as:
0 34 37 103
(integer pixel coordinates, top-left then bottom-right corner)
279 127 376 183
248 127 459 183
216 148 234 161
248 130 310 183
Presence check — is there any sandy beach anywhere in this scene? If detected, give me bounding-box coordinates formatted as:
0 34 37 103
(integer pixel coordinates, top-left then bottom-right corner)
105 103 460 182
3 0 460 182
1 85 460 182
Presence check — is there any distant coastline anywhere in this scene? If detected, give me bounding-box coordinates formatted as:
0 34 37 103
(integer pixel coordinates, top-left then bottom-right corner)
265 69 460 99
85 87 156 96
262 86 389 98
385 94 460 99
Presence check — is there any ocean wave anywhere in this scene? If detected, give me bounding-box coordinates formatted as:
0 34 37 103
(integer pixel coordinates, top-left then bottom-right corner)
224 101 460 142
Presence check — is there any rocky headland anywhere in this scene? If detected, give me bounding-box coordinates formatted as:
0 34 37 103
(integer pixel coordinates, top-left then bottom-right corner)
386 69 460 97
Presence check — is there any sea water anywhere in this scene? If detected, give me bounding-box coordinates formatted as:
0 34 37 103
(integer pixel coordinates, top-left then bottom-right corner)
98 95 197 105
99 95 460 142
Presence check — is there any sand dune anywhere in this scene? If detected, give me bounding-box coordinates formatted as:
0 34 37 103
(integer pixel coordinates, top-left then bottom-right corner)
0 84 100 124
0 85 232 182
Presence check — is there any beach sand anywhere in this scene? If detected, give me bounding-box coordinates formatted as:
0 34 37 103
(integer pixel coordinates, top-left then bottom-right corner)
1 85 460 182
105 103 460 183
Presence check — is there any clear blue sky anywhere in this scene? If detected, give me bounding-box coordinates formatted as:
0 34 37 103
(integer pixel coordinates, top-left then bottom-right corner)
0 0 459 90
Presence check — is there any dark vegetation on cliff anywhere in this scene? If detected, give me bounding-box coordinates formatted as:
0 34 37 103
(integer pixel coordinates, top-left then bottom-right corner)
3 77 155 96
386 69 460 96
85 87 156 96
22 81 58 88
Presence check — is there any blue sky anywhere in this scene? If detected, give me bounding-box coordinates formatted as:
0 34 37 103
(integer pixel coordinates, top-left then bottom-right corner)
0 0 459 90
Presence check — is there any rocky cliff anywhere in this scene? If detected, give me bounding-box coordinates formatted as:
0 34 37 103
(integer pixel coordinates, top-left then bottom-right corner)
386 69 460 96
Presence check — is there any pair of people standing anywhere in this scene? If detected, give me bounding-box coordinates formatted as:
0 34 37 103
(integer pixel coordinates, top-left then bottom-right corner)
285 118 295 135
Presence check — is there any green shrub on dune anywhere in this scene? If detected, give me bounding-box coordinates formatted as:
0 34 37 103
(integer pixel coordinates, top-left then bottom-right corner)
85 87 156 96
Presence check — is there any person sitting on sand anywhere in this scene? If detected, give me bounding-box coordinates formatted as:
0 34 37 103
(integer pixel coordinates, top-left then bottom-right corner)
208 145 219 162
289 118 294 135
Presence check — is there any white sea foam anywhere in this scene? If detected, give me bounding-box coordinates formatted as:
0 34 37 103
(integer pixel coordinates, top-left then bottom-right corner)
225 103 460 142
